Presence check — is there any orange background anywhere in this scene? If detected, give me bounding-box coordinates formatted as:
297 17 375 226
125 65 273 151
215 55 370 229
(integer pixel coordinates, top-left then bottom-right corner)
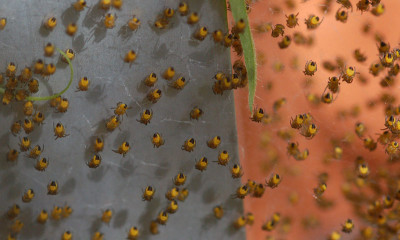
234 0 400 239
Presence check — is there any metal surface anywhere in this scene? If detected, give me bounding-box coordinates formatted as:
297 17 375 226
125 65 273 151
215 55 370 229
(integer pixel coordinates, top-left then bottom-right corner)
0 0 244 239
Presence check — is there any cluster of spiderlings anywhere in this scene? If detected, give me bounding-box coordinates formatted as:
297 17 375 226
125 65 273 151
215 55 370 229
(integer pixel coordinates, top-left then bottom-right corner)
288 113 318 140
254 11 322 50
1 59 54 105
337 151 400 240
212 59 248 95
4 0 400 238
0 0 254 238
3 50 73 238
210 17 250 95
321 67 357 104
240 0 400 238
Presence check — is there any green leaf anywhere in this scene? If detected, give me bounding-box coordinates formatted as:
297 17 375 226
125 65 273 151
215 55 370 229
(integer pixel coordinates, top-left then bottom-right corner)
229 0 257 112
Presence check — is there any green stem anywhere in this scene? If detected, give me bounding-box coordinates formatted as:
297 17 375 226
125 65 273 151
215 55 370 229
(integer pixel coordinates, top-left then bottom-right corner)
0 87 4 95
26 48 74 101
222 0 229 28
229 0 257 112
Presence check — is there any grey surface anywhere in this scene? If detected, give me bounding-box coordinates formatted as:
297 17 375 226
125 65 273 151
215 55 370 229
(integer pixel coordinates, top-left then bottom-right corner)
0 0 244 239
